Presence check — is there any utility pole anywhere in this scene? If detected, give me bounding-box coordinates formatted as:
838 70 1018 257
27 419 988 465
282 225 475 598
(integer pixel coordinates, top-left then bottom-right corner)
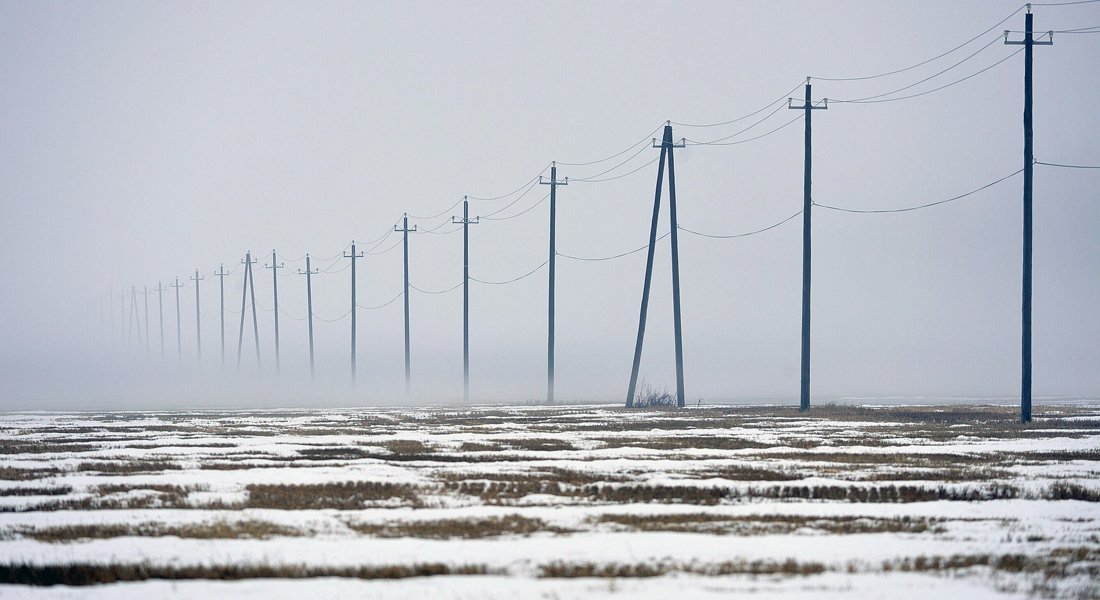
108 288 115 351
789 77 828 412
190 269 204 364
626 123 687 408
1006 6 1052 423
170 278 184 362
236 252 261 371
214 264 229 368
128 286 142 351
299 255 319 381
344 242 364 385
154 282 166 358
140 286 152 357
264 252 285 374
452 196 479 402
539 162 568 404
395 215 417 395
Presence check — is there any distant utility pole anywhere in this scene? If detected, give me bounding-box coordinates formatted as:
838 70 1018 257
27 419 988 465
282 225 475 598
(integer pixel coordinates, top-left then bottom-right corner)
395 215 417 395
140 286 152 357
789 77 827 413
540 162 568 404
128 286 142 351
236 252 261 371
626 123 686 408
154 282 166 358
264 252 285 374
214 264 229 368
170 277 184 362
299 255 319 381
1006 7 1052 424
452 196 479 403
108 288 115 350
344 242 364 385
190 269 204 364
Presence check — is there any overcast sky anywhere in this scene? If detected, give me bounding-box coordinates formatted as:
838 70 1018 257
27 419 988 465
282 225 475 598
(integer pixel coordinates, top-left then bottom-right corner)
1 0 1097 410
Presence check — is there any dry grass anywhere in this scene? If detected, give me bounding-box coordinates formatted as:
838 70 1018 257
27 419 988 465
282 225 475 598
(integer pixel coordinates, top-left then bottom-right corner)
346 515 571 539
20 520 299 543
594 513 942 535
0 466 61 481
0 562 490 586
245 481 424 510
75 460 182 474
0 485 72 497
539 558 827 578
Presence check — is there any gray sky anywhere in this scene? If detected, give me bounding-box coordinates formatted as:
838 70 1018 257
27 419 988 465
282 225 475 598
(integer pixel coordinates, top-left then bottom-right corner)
1 0 1097 410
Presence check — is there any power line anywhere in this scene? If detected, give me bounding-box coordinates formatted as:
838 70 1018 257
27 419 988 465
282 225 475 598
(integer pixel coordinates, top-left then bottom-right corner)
409 281 463 295
685 113 804 146
678 210 804 239
1037 160 1100 169
831 34 1008 103
684 102 790 146
557 231 671 262
480 192 549 221
812 5 1026 81
671 81 805 128
478 178 543 218
572 155 662 183
556 124 664 167
470 259 549 285
813 168 1023 213
466 168 549 201
358 290 405 310
831 46 1025 105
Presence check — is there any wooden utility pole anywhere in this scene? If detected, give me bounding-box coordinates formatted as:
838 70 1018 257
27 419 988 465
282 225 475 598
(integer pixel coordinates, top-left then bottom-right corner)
1005 7 1052 423
299 255 319 380
154 282 165 358
395 215 417 394
190 269 204 364
540 162 568 404
264 252 285 373
344 243 364 385
214 264 229 368
789 78 827 412
452 196 479 402
626 123 686 408
140 286 152 357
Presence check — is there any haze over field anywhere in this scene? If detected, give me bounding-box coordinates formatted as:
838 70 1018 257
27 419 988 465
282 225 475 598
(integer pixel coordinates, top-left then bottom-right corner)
1 0 1098 409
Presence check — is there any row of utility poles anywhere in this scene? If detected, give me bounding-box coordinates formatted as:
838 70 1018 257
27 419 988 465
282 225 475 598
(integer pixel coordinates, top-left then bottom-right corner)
101 9 1050 420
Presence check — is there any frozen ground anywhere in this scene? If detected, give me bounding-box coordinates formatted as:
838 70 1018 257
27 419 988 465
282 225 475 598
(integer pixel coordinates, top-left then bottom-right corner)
0 403 1097 598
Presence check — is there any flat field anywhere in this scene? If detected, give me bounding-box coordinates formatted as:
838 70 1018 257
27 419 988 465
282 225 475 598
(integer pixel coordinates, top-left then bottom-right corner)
0 403 1097 598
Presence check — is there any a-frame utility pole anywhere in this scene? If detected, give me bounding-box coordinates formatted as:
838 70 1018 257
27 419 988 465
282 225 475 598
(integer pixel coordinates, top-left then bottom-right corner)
140 286 152 357
539 162 568 404
108 288 115 350
452 196 479 403
395 215 417 394
170 278 184 362
789 77 827 412
344 243 364 385
154 282 166 358
626 123 686 408
128 286 142 351
236 252 261 371
190 269 204 364
264 252 285 374
1005 6 1052 424
299 255 319 381
214 264 229 368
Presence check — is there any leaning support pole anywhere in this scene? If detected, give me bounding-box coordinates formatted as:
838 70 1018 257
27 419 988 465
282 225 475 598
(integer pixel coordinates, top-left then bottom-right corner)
626 128 669 407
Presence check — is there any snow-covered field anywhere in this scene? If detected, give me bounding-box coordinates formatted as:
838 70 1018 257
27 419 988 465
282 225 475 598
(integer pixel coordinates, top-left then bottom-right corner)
0 404 1097 598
